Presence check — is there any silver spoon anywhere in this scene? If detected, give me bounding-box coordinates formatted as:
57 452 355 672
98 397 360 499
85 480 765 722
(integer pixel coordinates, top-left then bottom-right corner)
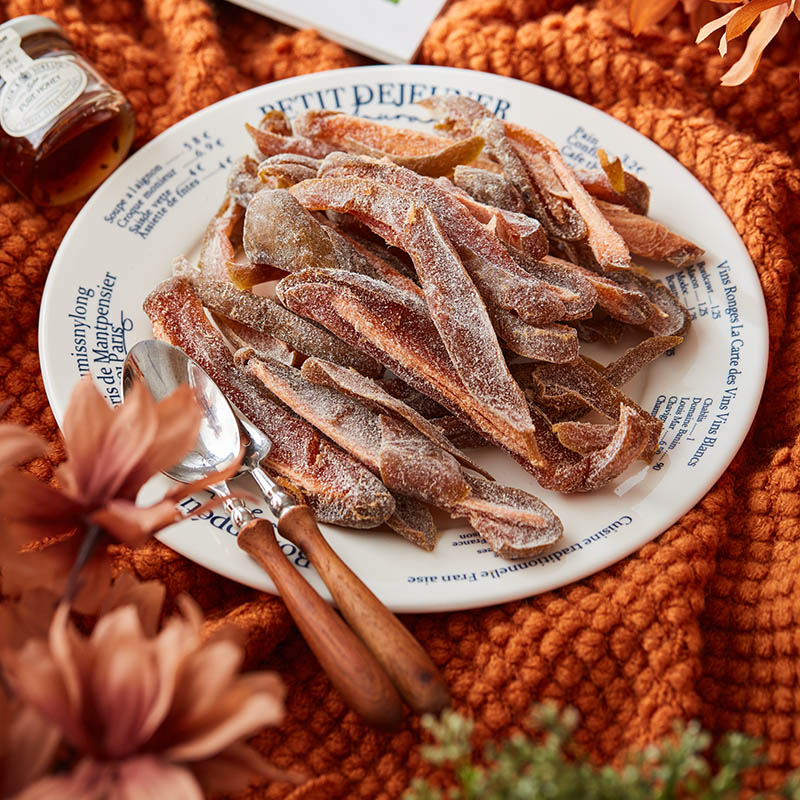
123 339 404 729
124 339 449 719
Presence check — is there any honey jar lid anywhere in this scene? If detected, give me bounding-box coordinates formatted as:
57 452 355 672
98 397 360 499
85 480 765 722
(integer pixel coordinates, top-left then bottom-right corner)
0 15 62 41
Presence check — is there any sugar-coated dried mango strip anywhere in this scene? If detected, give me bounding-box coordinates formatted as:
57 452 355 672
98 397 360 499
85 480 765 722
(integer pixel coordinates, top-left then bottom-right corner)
257 153 320 187
197 195 243 280
602 335 683 387
242 187 418 294
317 154 562 324
423 95 577 230
418 96 488 140
452 164 526 212
611 270 691 337
504 122 632 272
379 414 471 507
442 180 549 262
533 358 661 460
143 278 395 528
276 268 542 466
491 308 579 363
240 351 469 507
540 255 651 326
246 120 336 160
573 166 650 215
186 274 384 377
212 313 296 366
227 155 261 209
244 188 341 273
299 356 493 479
473 117 587 242
293 110 484 176
288 178 539 455
595 200 703 267
378 378 448 419
507 251 597 321
551 420 616 455
243 350 561 557
386 495 437 552
259 109 292 136
532 403 651 492
430 416 490 449
453 475 562 559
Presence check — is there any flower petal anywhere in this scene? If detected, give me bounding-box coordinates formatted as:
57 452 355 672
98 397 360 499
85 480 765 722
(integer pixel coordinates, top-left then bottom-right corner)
190 743 302 796
629 0 679 34
726 0 788 38
163 680 285 761
86 605 171 757
696 6 740 41
720 4 789 84
115 385 203 501
0 423 47 467
13 759 124 800
59 379 159 507
114 756 203 800
0 698 61 797
2 635 88 750
0 471 81 524
100 573 166 638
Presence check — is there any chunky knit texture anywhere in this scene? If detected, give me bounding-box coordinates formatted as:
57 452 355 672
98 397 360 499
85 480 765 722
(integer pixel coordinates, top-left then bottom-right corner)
2 0 800 796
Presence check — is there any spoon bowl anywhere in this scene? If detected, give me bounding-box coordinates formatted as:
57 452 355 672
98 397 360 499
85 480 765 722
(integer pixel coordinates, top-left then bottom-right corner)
123 339 242 483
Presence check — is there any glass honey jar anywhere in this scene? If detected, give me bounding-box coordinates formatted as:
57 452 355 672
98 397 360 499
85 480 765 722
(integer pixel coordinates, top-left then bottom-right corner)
0 15 135 205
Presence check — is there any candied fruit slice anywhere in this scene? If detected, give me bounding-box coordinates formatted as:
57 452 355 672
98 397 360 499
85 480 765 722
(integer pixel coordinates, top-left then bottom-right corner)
452 475 562 559
276 268 543 467
386 495 437 552
574 165 650 215
186 274 383 377
317 154 561 324
288 178 538 455
452 164 525 212
212 313 296 366
143 278 394 527
596 200 703 267
504 122 631 271
293 110 484 176
245 121 336 160
300 356 492 479
241 351 469 508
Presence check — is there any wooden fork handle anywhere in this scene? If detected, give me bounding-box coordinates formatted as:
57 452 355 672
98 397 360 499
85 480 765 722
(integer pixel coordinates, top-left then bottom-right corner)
237 518 403 730
277 505 450 715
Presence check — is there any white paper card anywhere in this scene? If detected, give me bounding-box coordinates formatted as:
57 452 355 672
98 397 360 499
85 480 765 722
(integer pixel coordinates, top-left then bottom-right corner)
227 0 448 64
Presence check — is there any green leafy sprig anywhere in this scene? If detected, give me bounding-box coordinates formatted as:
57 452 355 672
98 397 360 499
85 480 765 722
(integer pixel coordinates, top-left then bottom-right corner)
406 705 800 800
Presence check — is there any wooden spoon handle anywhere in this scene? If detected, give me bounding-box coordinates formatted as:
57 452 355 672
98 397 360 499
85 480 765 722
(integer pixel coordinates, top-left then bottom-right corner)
237 518 403 730
277 505 450 715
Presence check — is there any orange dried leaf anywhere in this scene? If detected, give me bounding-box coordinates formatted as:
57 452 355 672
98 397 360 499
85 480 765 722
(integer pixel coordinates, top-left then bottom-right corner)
726 0 786 39
629 0 680 34
597 150 626 195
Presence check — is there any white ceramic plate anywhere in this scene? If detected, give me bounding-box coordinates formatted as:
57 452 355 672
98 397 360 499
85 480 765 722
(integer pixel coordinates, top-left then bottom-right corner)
39 65 768 613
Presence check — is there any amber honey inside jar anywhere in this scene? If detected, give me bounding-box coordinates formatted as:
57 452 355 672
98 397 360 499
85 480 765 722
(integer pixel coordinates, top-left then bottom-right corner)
0 16 135 205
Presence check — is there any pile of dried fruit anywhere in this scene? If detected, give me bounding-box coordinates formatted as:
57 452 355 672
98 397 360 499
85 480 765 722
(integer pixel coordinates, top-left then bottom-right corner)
145 97 701 560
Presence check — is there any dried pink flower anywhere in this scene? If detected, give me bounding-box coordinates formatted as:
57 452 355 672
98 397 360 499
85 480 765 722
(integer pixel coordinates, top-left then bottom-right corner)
0 693 60 799
3 596 291 799
0 376 244 612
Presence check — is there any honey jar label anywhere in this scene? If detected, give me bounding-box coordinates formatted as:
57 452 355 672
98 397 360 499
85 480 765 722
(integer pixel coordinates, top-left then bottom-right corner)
0 27 87 138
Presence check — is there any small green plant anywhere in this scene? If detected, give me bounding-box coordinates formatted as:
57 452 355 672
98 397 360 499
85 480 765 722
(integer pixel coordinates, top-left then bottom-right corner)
406 705 800 800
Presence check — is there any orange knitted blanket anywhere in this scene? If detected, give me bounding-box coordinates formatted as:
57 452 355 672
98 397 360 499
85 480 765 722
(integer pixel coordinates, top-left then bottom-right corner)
2 0 799 796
